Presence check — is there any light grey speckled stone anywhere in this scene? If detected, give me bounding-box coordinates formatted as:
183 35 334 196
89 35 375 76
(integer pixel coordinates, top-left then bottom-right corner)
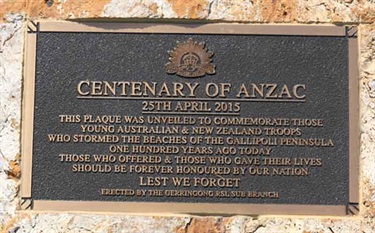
0 13 23 231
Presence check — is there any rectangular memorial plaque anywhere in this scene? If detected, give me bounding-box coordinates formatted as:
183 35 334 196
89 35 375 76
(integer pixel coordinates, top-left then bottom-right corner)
21 22 359 215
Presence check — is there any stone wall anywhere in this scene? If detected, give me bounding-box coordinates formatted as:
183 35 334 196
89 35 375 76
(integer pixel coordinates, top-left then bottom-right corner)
0 0 374 232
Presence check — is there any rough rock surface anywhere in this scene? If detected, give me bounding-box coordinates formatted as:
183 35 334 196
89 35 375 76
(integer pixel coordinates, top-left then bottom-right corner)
0 0 374 23
0 0 375 232
0 13 23 232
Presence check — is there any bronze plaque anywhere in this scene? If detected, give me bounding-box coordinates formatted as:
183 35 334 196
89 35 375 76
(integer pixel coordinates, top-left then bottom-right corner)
21 22 359 215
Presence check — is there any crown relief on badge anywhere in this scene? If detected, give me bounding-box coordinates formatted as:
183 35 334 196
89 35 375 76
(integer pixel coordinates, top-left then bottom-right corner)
165 38 216 78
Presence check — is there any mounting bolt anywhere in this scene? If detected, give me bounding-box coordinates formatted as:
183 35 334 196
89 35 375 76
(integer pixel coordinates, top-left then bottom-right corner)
45 0 53 7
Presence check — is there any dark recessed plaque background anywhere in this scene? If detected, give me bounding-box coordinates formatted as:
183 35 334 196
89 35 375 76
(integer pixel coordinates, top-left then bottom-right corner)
21 22 359 215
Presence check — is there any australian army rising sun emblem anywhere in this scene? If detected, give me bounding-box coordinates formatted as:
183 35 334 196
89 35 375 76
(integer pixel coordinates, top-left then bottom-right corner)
165 38 215 78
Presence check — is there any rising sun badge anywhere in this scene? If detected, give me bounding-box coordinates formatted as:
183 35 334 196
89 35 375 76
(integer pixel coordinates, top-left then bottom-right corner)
165 38 215 78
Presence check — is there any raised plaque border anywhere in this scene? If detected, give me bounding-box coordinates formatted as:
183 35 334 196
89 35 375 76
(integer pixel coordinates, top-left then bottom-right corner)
20 21 360 216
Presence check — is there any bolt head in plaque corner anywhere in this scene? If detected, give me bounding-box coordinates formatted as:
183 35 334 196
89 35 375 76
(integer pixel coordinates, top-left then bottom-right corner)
165 38 216 78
